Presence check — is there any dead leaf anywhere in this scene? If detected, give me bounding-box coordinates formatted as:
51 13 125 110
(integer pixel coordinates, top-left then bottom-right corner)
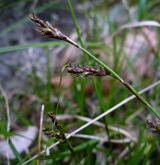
0 126 37 159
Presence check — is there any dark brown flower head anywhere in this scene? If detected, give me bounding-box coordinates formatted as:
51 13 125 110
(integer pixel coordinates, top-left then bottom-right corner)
29 13 67 40
48 112 62 130
147 117 160 134
66 65 110 77
43 128 54 136
43 112 65 142
43 128 62 139
29 13 79 48
48 112 56 123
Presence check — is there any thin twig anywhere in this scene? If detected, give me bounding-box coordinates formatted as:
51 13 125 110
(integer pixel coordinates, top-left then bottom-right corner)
56 114 136 141
22 80 160 165
65 133 131 144
37 104 44 165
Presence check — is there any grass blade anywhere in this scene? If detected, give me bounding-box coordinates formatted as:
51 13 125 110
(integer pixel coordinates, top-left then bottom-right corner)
8 139 24 163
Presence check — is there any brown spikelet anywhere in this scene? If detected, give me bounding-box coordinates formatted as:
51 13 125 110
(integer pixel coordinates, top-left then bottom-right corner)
48 112 62 130
66 65 110 77
147 117 160 134
29 13 79 48
29 13 66 40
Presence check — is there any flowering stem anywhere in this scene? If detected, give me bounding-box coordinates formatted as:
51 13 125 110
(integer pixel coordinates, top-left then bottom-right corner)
78 46 160 119
29 13 160 119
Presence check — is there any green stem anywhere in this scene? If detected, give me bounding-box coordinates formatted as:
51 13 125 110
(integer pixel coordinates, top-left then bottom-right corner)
67 0 89 63
67 0 84 47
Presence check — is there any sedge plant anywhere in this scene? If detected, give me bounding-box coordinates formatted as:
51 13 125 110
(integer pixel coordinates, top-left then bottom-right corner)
29 13 160 120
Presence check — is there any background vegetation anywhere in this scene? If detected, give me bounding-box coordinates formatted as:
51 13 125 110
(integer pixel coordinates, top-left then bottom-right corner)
0 0 160 164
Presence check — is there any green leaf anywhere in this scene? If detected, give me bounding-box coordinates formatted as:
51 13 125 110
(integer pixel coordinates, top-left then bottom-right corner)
8 139 24 163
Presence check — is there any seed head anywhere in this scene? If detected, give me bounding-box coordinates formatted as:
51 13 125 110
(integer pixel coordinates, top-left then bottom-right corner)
66 65 110 77
29 13 79 47
147 117 160 134
29 13 66 40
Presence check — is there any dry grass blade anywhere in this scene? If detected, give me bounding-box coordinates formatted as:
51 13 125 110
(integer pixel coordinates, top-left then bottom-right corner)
56 114 136 141
37 105 44 165
111 20 160 40
119 21 160 30
65 133 131 144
